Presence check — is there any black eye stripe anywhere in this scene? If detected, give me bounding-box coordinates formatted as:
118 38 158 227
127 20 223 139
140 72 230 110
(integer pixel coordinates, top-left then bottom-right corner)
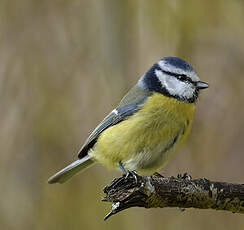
161 70 194 84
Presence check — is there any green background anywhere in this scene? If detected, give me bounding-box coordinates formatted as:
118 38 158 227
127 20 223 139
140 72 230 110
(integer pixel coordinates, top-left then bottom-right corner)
1 0 244 229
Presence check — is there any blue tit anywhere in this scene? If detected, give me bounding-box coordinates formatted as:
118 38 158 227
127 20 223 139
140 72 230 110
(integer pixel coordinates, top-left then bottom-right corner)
48 57 208 184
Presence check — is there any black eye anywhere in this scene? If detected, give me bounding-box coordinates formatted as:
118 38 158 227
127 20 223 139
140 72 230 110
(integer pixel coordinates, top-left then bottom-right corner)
161 70 193 83
178 75 188 81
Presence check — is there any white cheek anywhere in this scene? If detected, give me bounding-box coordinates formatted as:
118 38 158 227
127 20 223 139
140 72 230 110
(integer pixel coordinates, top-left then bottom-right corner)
155 69 195 99
169 79 195 99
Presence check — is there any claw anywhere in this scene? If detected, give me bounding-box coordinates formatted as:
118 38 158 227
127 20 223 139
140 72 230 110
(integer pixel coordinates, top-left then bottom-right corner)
125 170 138 184
118 162 139 184
177 173 183 179
183 172 192 180
177 172 192 180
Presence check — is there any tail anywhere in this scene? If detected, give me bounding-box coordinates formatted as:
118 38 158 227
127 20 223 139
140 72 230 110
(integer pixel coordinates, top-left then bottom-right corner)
48 155 94 184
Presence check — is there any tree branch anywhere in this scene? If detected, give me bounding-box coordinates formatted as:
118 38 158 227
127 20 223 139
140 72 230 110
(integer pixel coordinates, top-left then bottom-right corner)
102 173 244 220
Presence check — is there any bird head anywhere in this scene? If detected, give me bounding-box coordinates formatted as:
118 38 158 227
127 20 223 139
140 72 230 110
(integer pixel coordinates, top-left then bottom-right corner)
138 57 208 103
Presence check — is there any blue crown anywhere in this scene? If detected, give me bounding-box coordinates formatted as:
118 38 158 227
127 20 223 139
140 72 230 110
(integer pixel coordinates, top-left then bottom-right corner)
162 57 194 72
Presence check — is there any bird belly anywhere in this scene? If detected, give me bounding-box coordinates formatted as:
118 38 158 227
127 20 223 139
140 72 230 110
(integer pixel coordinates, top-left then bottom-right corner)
90 93 195 173
123 130 183 174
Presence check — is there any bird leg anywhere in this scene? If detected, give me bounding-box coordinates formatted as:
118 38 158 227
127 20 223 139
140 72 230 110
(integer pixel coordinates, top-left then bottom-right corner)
118 161 127 175
118 162 138 184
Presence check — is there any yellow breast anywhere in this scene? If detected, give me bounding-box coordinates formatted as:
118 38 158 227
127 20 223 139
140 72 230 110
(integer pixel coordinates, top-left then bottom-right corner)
90 93 195 173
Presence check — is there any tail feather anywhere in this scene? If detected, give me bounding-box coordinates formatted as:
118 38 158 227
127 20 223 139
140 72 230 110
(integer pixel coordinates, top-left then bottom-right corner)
48 155 94 184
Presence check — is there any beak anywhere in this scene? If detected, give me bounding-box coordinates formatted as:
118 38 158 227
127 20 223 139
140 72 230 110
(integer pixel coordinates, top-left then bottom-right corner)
196 81 209 90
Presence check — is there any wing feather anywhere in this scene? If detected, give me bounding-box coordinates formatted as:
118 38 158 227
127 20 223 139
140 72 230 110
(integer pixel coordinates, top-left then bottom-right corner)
78 86 151 158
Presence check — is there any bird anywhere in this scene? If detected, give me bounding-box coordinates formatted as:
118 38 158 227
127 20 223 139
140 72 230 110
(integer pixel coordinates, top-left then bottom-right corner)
48 56 208 184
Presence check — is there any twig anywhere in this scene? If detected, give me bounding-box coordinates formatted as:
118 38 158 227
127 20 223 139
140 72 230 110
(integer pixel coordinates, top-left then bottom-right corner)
102 173 244 220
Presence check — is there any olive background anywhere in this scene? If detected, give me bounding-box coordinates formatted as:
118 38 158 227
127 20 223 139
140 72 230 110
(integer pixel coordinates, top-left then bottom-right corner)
1 1 244 229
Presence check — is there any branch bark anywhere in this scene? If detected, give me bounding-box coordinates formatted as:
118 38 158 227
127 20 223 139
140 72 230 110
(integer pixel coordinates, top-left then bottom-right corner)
102 173 244 220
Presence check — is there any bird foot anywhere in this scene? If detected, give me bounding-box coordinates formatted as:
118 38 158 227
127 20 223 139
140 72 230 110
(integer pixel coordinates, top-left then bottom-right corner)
177 172 192 180
124 170 138 184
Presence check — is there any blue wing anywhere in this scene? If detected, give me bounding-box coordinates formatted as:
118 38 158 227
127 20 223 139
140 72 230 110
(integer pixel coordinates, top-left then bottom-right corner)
78 86 151 158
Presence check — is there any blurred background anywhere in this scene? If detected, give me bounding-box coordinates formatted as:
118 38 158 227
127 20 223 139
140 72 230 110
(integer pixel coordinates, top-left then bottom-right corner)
1 0 244 229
